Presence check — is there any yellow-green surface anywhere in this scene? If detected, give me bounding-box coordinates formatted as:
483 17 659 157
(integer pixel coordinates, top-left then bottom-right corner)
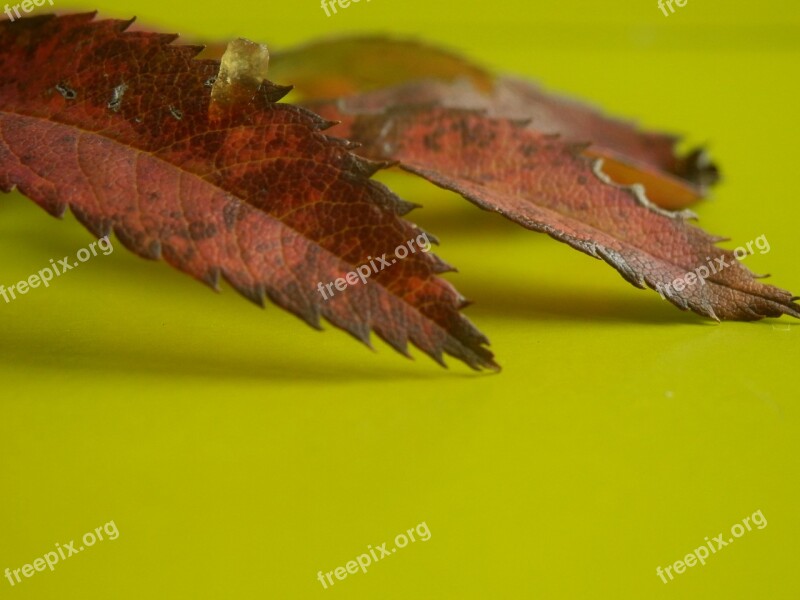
1 0 798 598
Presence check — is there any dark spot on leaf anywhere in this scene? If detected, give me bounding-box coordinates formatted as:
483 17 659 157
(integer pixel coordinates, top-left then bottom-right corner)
423 131 443 151
55 83 77 100
189 222 217 240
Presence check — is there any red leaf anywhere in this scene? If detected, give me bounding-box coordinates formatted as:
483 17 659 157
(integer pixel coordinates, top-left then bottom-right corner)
269 36 716 209
0 14 496 370
317 104 799 321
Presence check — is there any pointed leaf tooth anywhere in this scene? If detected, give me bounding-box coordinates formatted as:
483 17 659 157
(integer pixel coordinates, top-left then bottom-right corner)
262 82 294 103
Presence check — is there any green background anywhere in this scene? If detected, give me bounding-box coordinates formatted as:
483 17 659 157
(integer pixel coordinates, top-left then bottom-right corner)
1 0 798 597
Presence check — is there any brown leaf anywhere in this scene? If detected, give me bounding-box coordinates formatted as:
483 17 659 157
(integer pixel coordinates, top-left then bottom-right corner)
310 77 716 210
265 35 717 209
317 104 799 321
0 14 496 370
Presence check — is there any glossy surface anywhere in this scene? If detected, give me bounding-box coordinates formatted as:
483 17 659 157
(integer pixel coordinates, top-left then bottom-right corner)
1 0 797 598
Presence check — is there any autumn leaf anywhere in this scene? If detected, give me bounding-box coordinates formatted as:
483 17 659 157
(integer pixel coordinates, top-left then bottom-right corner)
0 14 497 370
271 36 717 209
314 104 800 321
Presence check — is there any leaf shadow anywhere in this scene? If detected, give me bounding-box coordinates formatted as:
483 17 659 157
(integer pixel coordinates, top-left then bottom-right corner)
461 279 706 325
0 323 476 383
